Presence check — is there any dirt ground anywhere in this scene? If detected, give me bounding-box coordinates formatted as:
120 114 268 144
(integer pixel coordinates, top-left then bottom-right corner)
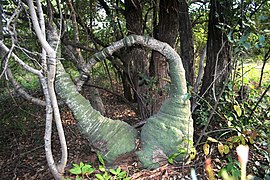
0 88 268 179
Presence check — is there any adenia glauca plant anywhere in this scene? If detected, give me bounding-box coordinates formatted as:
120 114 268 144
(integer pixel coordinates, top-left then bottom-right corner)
56 35 194 168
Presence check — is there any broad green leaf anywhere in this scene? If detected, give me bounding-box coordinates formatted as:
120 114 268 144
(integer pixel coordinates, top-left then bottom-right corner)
82 164 95 175
95 174 104 180
243 42 250 50
224 145 230 154
109 169 117 175
119 171 127 177
238 33 250 45
233 105 242 117
258 35 265 45
248 136 254 144
73 163 80 168
99 165 106 172
97 153 105 166
203 143 210 156
70 167 82 175
116 167 121 174
75 176 82 180
240 135 246 145
168 154 176 164
103 172 111 180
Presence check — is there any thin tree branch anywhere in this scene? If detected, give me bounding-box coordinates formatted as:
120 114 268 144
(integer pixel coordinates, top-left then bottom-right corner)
258 47 270 87
28 0 67 178
0 42 41 75
248 84 270 120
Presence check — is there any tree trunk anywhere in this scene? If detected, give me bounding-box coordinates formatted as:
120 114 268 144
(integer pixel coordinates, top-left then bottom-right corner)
179 0 195 87
124 0 148 119
150 0 180 114
200 0 232 98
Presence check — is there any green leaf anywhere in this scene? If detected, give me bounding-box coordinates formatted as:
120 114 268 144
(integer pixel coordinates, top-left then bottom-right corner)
79 162 84 168
168 153 180 164
73 163 80 168
233 105 242 117
95 174 104 180
258 35 265 45
116 167 121 174
224 145 230 154
242 42 250 50
178 148 187 154
227 31 234 43
99 165 106 172
168 156 174 164
70 167 82 175
109 169 117 175
118 171 126 177
238 33 250 45
75 176 82 180
103 172 111 180
97 153 105 166
82 164 95 175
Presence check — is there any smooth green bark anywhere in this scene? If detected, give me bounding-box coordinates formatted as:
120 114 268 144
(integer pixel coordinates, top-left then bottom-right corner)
56 62 137 164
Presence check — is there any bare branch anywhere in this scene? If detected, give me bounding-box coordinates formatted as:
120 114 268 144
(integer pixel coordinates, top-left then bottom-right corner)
0 42 41 75
27 0 67 178
27 0 54 56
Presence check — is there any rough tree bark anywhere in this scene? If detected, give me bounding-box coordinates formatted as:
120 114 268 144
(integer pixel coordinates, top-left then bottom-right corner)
150 0 180 114
124 0 148 119
200 0 232 98
179 0 195 87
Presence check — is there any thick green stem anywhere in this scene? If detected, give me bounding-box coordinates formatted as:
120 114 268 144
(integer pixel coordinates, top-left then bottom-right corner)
56 35 193 168
55 62 137 164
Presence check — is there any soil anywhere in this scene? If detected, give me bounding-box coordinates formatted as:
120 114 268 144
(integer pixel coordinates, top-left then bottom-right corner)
0 88 269 179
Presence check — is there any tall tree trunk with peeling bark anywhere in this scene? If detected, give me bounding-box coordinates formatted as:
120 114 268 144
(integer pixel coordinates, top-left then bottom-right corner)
179 0 195 87
200 0 232 98
124 0 148 119
150 0 180 114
